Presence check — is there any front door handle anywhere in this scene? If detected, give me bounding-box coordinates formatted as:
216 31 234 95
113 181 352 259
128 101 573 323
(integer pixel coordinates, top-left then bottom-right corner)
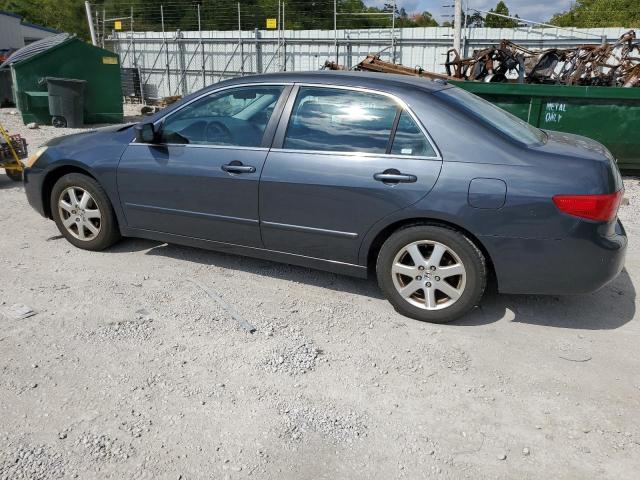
222 161 256 174
374 170 417 184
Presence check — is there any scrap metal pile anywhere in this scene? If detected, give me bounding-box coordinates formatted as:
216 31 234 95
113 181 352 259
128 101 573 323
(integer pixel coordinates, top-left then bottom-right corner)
326 30 640 87
444 30 639 87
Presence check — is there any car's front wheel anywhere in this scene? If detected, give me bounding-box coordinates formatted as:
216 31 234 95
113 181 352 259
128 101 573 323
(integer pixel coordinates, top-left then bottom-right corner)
377 225 486 323
50 173 121 250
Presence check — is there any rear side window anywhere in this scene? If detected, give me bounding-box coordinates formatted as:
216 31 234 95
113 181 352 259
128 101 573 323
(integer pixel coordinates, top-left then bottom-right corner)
391 111 436 157
436 87 546 146
284 87 397 153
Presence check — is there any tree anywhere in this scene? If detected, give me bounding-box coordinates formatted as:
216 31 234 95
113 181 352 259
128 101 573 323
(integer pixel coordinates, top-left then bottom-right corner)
411 11 438 27
550 0 640 28
484 1 520 28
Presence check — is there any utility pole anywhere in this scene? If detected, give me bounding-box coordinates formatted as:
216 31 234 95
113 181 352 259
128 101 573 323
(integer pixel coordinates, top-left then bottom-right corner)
453 0 462 53
84 1 98 46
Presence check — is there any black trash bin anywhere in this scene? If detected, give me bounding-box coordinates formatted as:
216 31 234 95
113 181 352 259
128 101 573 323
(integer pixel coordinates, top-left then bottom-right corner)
44 77 86 128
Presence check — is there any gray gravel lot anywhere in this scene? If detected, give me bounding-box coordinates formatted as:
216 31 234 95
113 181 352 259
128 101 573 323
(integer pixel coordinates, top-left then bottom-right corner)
1 108 639 479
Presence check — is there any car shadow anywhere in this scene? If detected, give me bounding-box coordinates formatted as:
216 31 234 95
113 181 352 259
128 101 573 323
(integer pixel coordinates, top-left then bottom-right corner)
0 174 22 190
110 238 636 331
452 268 636 330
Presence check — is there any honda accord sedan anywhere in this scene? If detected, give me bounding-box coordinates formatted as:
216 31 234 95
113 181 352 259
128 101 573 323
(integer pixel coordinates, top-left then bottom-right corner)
23 71 626 323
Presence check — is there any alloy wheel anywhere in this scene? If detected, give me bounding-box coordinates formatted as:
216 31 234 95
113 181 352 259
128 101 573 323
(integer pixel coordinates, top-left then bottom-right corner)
391 240 467 310
58 186 102 241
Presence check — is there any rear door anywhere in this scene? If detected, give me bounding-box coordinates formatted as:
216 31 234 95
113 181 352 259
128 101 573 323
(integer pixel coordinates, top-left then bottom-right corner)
117 84 289 247
259 85 442 264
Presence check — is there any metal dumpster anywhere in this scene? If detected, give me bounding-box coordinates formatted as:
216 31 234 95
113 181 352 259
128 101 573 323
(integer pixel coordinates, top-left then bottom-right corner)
451 81 640 171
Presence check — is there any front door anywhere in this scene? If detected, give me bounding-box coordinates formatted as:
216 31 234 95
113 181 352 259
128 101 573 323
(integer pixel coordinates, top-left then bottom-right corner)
259 85 442 264
117 84 288 247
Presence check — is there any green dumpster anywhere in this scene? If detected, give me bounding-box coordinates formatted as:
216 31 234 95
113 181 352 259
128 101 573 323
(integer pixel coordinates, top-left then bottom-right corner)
451 81 640 171
1 33 123 126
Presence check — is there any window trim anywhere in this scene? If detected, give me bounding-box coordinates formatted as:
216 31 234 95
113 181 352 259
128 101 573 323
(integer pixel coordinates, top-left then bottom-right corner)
272 83 441 160
131 82 293 149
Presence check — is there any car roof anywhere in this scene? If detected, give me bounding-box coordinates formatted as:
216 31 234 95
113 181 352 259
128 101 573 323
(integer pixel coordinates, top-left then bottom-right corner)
151 71 450 122
216 70 448 93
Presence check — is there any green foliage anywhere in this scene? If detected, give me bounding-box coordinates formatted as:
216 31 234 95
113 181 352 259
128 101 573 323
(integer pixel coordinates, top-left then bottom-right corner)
0 0 90 37
0 1 443 39
549 0 640 27
484 1 519 28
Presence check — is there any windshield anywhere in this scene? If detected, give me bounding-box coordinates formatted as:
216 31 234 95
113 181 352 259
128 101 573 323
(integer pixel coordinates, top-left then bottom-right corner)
436 87 547 146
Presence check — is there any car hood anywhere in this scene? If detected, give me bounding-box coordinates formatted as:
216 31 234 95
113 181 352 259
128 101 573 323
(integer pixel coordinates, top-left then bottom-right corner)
45 123 136 149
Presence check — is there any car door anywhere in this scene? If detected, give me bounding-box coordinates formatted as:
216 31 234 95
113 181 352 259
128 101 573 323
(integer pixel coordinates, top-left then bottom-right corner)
117 84 289 247
259 85 443 265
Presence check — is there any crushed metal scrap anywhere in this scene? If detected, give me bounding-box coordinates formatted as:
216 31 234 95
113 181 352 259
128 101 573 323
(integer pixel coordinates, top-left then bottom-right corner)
445 30 639 87
327 30 639 87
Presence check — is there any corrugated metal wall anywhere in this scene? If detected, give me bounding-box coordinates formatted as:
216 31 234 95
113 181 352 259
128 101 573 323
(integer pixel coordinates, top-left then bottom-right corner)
108 26 631 100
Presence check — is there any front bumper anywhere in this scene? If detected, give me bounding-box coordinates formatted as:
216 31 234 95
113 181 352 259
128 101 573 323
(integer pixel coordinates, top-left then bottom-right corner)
483 219 627 295
23 167 48 218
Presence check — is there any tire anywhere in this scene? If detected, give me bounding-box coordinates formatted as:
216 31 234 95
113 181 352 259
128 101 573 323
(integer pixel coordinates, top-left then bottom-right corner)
52 116 67 128
376 225 486 323
50 173 121 251
5 169 22 181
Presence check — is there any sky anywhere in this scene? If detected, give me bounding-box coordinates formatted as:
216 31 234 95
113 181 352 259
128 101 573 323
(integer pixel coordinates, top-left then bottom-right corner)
364 0 576 24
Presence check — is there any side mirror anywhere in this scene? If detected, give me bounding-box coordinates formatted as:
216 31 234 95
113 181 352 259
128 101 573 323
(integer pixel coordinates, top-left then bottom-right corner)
135 122 157 144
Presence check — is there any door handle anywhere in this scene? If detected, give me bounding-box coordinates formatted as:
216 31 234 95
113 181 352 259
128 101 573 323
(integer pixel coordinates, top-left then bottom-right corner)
374 170 417 184
222 161 256 174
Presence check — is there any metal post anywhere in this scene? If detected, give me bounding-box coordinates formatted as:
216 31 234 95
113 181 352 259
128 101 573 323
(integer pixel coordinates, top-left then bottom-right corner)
255 28 262 74
84 1 98 46
198 4 206 88
238 2 244 76
102 7 106 48
277 0 281 71
391 0 396 63
453 0 462 53
177 30 186 95
282 2 286 71
334 0 338 62
161 5 171 95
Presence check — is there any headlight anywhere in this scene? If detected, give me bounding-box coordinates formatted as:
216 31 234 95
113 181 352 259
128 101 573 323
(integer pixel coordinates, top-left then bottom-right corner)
26 146 48 168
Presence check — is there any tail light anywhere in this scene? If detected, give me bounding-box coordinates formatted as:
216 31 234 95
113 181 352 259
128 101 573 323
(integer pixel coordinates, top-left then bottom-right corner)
553 190 623 222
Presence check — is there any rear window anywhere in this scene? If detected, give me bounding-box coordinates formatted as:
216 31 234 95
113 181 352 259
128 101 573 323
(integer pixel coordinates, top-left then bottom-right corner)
436 87 546 146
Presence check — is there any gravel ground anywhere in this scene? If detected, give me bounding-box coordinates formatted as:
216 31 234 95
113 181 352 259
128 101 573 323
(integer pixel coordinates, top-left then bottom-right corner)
1 108 639 479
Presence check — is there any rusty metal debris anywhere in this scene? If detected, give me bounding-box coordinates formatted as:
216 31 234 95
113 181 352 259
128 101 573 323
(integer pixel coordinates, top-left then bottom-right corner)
332 30 639 88
444 30 640 87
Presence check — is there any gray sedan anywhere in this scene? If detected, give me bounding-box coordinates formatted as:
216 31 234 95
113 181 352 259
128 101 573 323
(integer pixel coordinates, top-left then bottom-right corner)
23 71 626 323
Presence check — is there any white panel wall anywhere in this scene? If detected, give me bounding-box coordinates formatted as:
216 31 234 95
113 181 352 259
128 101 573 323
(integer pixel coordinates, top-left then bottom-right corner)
110 26 632 99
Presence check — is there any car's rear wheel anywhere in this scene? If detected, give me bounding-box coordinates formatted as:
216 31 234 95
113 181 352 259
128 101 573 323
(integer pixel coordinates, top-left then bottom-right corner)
376 225 486 323
50 173 121 250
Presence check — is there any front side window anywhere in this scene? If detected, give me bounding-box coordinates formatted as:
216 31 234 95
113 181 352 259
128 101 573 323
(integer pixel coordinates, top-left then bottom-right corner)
161 85 284 147
435 87 546 146
391 111 436 157
284 87 398 154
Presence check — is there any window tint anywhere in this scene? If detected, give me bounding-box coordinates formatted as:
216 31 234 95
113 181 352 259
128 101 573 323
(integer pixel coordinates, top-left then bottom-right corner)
161 86 283 147
284 87 398 153
435 87 546 146
391 111 436 157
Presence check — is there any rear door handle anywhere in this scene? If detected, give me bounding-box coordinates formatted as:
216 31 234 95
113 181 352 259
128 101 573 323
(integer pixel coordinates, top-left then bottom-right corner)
374 171 417 183
222 161 256 174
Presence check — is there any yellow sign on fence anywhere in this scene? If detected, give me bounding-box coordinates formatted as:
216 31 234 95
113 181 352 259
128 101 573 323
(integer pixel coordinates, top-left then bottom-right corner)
114 20 122 30
266 18 277 29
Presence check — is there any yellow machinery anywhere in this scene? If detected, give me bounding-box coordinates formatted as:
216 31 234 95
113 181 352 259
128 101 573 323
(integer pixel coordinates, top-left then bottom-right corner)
0 121 27 181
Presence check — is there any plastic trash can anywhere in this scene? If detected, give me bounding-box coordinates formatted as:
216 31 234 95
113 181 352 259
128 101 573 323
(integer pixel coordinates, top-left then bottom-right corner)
44 77 86 128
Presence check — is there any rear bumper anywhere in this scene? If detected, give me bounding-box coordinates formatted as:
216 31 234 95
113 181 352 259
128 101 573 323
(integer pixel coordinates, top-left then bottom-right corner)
483 219 627 295
23 167 47 218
